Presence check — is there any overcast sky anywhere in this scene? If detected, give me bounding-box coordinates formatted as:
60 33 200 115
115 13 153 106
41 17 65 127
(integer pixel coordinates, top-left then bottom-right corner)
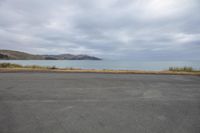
0 0 200 60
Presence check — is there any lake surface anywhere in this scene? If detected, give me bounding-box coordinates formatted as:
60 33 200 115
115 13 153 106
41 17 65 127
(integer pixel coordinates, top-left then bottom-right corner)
0 60 200 70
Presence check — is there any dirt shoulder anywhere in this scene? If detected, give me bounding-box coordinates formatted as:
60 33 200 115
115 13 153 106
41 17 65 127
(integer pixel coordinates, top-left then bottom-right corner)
0 68 200 76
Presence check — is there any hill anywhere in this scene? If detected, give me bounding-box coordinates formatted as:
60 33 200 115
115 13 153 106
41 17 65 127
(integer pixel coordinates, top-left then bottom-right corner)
0 50 101 60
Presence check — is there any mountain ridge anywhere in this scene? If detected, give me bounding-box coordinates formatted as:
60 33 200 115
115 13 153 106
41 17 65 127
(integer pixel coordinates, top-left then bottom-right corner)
0 49 101 60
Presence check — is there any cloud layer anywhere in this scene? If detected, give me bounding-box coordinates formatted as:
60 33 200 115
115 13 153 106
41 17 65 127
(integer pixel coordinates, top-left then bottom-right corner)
0 0 200 60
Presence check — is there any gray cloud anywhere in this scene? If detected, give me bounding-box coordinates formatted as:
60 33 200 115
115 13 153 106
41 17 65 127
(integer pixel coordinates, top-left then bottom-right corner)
0 0 200 60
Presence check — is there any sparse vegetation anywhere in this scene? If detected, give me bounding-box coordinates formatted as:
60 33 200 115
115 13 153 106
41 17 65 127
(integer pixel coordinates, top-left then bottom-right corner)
169 66 199 72
0 63 23 68
0 63 200 75
0 63 54 69
47 66 57 69
25 65 49 69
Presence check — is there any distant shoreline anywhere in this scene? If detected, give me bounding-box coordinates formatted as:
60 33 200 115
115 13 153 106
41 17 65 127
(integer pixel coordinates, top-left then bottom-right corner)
0 63 200 76
0 49 101 60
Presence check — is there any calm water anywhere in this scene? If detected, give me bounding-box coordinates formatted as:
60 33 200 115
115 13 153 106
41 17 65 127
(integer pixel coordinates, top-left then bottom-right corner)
0 60 200 70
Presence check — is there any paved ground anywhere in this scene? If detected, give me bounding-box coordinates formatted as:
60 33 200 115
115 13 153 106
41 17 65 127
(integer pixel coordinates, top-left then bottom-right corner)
0 73 200 133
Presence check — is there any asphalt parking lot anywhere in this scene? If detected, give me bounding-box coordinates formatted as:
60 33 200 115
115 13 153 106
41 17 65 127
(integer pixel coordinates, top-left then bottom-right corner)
0 73 200 133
